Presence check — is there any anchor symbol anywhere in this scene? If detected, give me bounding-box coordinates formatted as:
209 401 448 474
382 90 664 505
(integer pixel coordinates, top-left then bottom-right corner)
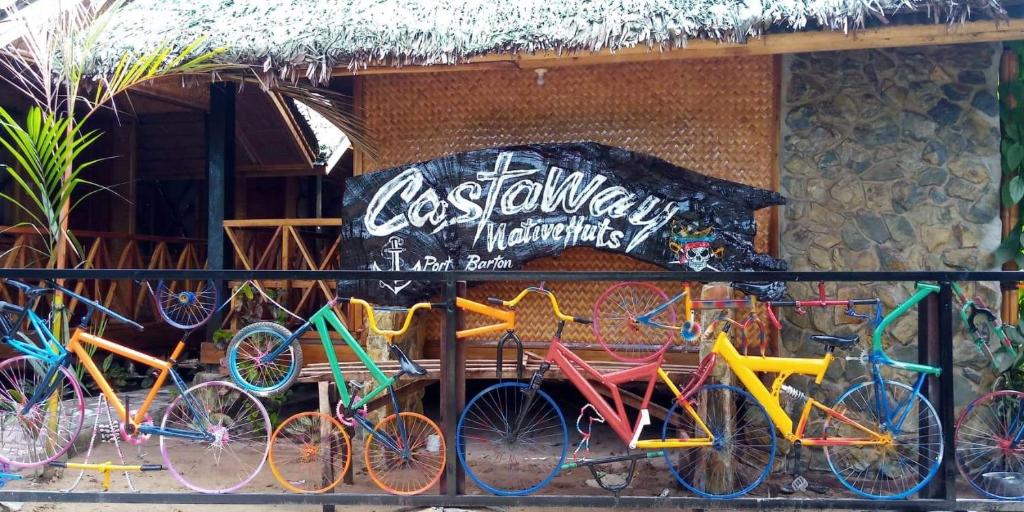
370 236 411 295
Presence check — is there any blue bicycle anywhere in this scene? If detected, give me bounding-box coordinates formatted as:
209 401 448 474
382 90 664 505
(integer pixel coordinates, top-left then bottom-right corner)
0 280 271 493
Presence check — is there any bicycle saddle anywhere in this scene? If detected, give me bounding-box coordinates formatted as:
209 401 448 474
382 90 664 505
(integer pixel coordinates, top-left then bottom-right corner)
809 334 859 350
389 344 428 376
730 281 787 302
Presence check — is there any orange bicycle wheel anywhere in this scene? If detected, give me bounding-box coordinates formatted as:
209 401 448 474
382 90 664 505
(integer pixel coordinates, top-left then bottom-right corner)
365 412 446 495
269 412 352 493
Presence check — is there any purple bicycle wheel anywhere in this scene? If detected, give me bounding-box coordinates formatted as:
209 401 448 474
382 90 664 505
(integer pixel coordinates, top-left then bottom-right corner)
0 356 84 468
160 381 270 493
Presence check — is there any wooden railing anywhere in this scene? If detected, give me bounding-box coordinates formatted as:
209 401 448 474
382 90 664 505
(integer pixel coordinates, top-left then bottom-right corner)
0 226 206 323
222 218 347 330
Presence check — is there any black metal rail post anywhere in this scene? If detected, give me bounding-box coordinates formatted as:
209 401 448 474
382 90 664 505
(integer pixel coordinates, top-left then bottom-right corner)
936 282 957 500
917 284 941 500
440 277 461 496
917 282 957 502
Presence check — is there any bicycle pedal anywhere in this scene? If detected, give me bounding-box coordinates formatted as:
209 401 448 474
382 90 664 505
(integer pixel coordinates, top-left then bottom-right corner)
780 475 808 494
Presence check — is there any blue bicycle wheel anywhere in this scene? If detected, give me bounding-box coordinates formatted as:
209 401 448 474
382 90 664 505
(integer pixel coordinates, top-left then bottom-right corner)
457 382 567 495
662 384 776 498
226 322 302 397
825 380 943 499
154 280 218 330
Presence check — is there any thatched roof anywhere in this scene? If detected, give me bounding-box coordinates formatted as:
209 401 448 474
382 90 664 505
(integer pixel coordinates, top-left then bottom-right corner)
89 0 1004 83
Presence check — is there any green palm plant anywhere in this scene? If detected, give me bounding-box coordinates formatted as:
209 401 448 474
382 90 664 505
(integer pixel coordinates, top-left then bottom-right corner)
0 0 233 267
0 106 105 266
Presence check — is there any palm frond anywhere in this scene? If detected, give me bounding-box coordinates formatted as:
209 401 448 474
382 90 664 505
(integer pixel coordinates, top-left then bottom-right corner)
259 81 378 161
0 106 104 265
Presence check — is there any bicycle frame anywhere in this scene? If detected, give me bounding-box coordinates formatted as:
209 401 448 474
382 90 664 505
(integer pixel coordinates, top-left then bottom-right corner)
3 294 213 442
538 336 712 450
689 282 944 446
266 300 431 457
870 282 942 376
708 332 888 445
23 327 214 442
0 302 65 362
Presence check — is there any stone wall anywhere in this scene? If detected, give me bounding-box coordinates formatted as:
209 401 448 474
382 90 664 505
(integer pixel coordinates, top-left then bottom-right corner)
780 43 1002 406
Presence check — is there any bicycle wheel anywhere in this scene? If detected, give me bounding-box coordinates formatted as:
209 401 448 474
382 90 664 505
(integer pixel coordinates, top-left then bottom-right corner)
0 356 84 468
955 390 1024 499
227 322 302 397
160 381 271 493
154 279 218 330
593 282 675 363
269 412 352 493
365 412 445 495
824 379 943 499
662 384 775 498
457 382 568 496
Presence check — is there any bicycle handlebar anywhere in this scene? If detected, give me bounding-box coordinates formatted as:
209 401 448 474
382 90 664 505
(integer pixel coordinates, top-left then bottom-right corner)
340 297 436 338
489 287 589 324
2 278 51 296
46 280 144 332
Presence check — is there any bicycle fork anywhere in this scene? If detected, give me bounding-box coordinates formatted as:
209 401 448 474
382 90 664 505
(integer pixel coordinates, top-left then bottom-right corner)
354 383 412 459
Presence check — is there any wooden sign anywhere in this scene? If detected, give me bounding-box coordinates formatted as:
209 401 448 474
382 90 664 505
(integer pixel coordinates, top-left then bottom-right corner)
340 142 785 305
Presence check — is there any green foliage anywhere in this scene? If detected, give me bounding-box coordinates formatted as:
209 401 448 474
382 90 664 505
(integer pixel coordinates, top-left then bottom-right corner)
232 283 289 325
997 42 1024 268
212 328 234 349
0 106 108 265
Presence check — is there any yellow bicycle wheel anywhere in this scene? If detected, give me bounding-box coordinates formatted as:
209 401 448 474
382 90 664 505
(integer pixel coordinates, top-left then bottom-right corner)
269 412 352 493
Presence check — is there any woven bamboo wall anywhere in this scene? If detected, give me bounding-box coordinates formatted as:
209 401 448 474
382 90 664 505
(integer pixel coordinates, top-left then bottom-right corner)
357 57 779 342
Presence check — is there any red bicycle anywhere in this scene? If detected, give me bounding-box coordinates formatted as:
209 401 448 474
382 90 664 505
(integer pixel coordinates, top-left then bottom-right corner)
454 285 762 496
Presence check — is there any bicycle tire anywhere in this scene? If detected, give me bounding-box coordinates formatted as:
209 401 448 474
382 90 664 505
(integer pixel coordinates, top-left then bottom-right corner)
269 412 352 493
955 389 1024 499
457 381 568 496
824 379 943 499
593 282 675 363
0 355 84 468
365 412 445 495
154 279 218 330
160 380 271 494
662 383 776 498
226 321 302 397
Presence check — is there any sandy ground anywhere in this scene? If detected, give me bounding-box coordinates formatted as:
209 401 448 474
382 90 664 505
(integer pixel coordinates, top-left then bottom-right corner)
0 381 985 512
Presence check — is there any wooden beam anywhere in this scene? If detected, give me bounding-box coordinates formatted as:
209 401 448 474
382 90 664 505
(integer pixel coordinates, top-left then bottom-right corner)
128 88 207 112
223 218 341 228
267 92 316 168
235 126 263 167
333 19 1024 77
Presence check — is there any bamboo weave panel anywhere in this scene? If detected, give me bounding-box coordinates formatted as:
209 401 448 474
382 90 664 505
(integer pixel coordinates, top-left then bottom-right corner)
359 57 778 342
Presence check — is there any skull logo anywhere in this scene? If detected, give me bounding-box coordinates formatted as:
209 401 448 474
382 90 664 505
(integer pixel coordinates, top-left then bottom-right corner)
681 241 713 271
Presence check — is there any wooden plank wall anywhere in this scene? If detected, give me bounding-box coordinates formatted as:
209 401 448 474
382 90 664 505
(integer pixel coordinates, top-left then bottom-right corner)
353 57 781 343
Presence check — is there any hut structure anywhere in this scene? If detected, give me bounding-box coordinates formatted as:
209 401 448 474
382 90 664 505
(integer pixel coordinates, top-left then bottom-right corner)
1 0 1022 444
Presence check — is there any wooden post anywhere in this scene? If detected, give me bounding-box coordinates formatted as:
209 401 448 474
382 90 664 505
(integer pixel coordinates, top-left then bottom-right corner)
439 280 466 495
318 381 335 512
206 82 236 338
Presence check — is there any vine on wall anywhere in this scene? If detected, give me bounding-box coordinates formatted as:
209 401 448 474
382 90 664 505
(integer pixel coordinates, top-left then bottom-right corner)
997 43 1024 266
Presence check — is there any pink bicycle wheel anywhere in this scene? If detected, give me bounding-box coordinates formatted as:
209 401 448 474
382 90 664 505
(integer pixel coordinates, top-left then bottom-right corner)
160 381 270 493
592 282 675 362
955 389 1024 499
0 355 84 468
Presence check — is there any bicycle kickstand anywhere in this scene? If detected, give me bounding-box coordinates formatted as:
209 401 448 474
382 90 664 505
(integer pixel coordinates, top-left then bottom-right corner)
780 442 826 495
588 457 638 497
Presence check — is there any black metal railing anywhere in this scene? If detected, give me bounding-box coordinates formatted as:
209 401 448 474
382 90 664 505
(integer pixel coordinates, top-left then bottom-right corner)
0 268 1019 511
